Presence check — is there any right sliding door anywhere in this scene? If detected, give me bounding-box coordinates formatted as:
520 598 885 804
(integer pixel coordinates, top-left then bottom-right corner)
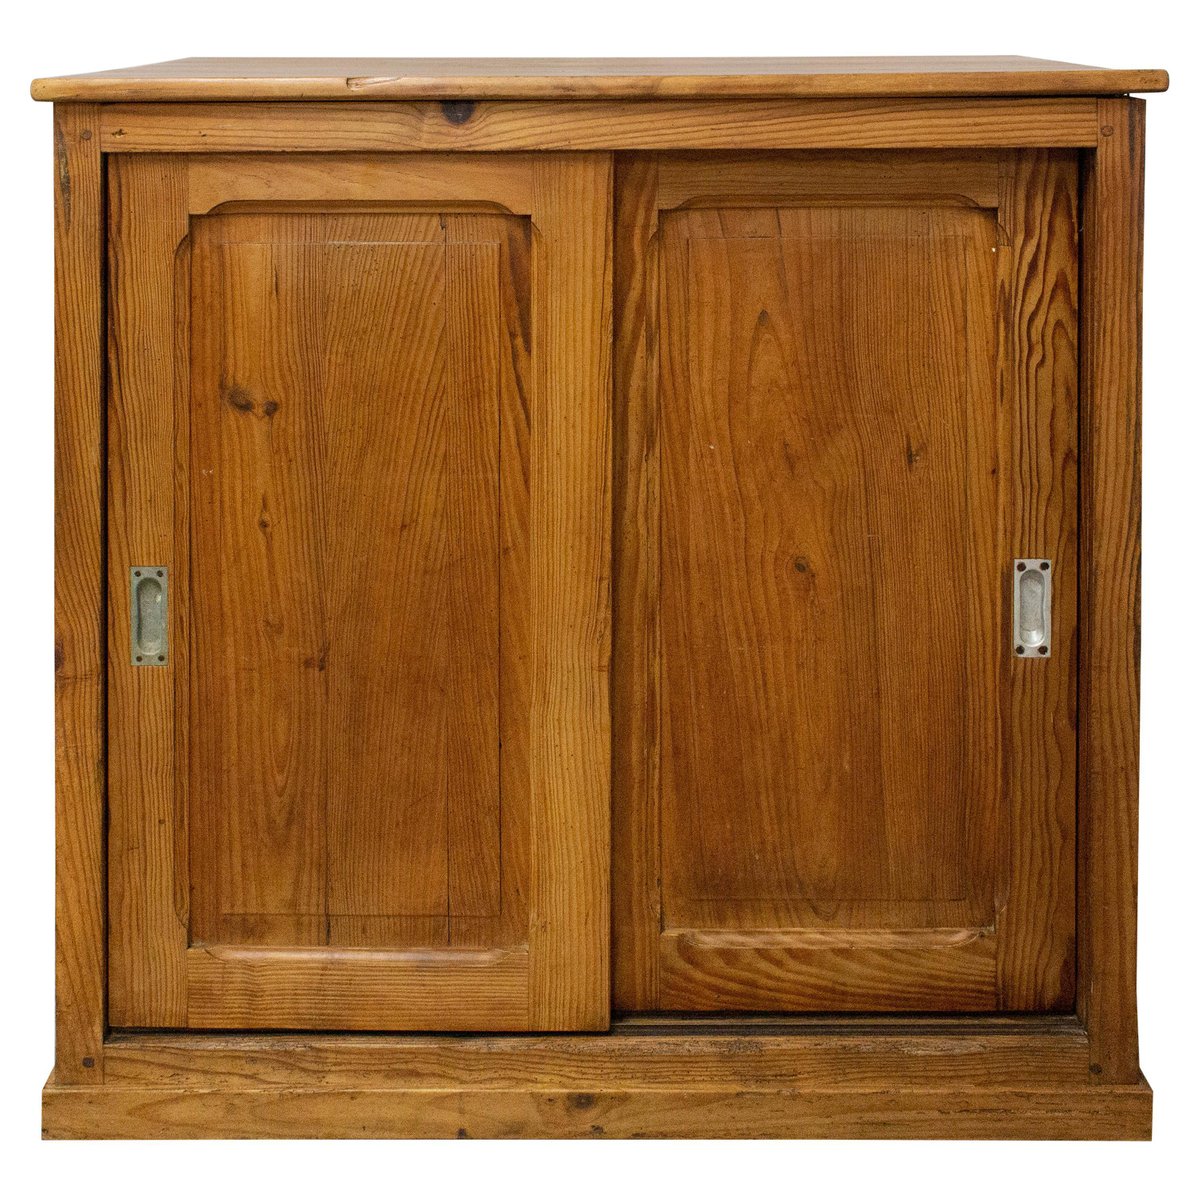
613 151 1078 1013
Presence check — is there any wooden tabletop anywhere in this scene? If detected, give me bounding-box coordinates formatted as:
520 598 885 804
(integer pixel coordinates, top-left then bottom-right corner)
31 57 1169 103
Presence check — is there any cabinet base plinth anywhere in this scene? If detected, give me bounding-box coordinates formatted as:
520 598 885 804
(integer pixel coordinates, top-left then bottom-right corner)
42 1019 1152 1140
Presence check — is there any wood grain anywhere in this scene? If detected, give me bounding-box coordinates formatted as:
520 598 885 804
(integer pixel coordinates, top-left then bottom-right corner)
611 156 661 1011
97 1017 1094 1088
185 946 530 1030
184 211 526 962
613 153 1079 1014
106 155 190 1025
43 1020 1150 1139
655 151 1002 210
52 103 106 1083
94 99 1102 155
655 200 1000 1009
43 63 1155 1135
188 213 331 950
995 152 1079 1009
31 56 1168 102
321 225 469 947
41 1079 1153 1140
105 152 609 1030
444 224 503 939
612 156 1015 1013
659 204 993 908
660 929 997 1011
186 153 534 216
1078 99 1145 1082
527 155 612 1030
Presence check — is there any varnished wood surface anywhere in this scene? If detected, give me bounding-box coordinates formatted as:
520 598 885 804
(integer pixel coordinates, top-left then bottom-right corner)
185 211 523 953
611 156 662 1010
658 203 996 912
96 99 1103 154
106 155 190 1025
44 67 1153 1126
658 198 1000 1010
105 152 610 1031
52 103 106 1083
32 56 1168 102
41 1078 1153 1140
1078 99 1145 1083
996 152 1079 1008
42 1023 1150 1139
613 152 1078 1013
655 151 1003 209
186 153 535 214
185 946 530 1030
659 929 998 1011
98 1017 1094 1087
527 155 613 1030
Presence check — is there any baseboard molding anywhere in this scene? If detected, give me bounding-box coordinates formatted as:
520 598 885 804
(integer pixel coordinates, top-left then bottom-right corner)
42 1020 1153 1139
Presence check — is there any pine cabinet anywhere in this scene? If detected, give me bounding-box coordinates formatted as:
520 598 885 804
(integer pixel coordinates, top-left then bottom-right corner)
35 56 1166 1139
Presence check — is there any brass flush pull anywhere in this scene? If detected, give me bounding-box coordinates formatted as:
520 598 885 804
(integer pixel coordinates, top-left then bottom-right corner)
1013 559 1051 658
130 566 168 665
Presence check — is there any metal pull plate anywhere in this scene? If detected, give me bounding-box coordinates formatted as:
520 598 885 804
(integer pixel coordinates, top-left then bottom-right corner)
1013 559 1051 658
130 566 168 665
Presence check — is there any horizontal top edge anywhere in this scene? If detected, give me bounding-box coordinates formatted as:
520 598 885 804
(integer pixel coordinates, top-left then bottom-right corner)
31 56 1170 102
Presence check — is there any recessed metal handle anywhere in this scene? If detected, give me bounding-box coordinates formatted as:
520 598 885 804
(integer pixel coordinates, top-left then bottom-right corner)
130 566 168 666
1013 559 1051 658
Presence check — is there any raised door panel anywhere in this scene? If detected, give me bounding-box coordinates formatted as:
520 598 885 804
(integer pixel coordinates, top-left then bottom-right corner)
612 152 1077 1012
107 153 611 1031
186 212 522 954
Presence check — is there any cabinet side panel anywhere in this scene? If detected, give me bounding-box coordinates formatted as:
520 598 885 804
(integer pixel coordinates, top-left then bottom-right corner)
1078 99 1144 1081
52 103 106 1081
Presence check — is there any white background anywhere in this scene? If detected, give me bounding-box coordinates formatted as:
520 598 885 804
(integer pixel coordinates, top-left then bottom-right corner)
2 2 1196 1194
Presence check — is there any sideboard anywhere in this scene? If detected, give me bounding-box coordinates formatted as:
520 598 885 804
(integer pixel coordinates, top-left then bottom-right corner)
32 55 1168 1139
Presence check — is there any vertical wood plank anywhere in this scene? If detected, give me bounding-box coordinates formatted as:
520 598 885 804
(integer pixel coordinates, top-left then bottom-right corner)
106 155 189 1025
1078 99 1145 1081
188 216 330 949
528 154 612 1029
611 156 661 1010
322 229 452 945
444 222 503 938
654 207 999 937
52 103 106 1081
493 217 534 953
996 151 1079 1009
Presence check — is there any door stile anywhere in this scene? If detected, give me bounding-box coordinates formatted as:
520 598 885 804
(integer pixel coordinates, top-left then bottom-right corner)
527 153 614 1030
994 150 1080 1009
1077 98 1145 1082
106 154 190 1026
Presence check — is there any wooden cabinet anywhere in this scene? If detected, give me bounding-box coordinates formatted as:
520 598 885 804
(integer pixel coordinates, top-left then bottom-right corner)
35 56 1166 1139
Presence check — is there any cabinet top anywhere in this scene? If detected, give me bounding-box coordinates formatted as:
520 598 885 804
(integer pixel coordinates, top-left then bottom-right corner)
31 56 1168 103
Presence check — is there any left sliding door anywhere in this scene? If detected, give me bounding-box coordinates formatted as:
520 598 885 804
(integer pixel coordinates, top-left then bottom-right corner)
106 152 611 1031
